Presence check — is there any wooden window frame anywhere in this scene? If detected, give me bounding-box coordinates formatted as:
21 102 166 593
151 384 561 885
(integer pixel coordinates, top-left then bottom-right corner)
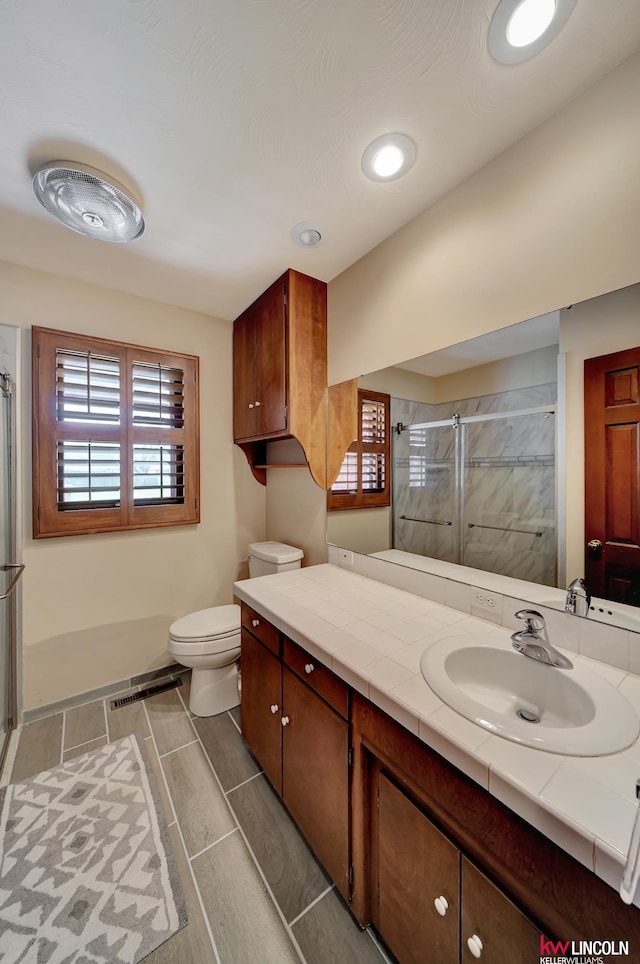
327 389 390 511
32 326 200 538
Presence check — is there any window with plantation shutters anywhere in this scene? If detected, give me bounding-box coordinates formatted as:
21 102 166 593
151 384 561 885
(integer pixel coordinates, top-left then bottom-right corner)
327 389 390 510
33 327 199 538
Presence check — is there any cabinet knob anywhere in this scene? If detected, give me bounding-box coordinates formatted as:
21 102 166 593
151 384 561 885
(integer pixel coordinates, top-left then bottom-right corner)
252 619 260 627
281 715 290 727
248 403 254 409
433 896 448 917
254 400 261 407
467 935 484 959
304 663 315 674
270 704 279 714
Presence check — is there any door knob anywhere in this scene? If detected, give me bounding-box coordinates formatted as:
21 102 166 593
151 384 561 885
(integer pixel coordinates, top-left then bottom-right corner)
467 935 484 958
587 539 603 553
281 716 290 727
433 896 448 916
270 704 279 714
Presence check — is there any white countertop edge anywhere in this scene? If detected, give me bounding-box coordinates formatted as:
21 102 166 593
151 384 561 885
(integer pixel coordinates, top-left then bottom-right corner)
234 567 640 899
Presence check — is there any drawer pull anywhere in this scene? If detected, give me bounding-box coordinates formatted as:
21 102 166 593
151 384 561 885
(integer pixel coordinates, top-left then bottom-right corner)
433 896 448 917
304 662 315 674
281 715 290 727
252 619 260 627
270 704 279 714
255 400 261 407
248 403 254 409
467 935 484 959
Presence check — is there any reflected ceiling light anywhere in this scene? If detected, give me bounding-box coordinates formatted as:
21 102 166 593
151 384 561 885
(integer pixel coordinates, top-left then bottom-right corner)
32 161 145 242
290 221 327 248
361 133 416 182
488 0 576 65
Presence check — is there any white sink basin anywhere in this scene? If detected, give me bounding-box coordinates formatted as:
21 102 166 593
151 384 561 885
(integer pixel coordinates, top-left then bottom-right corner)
420 636 640 755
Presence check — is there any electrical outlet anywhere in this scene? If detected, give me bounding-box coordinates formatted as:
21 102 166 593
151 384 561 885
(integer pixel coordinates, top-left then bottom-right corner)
338 548 354 566
471 589 502 623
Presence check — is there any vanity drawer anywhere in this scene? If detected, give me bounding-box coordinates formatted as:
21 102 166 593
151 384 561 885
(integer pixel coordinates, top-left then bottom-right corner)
241 603 280 655
283 637 349 720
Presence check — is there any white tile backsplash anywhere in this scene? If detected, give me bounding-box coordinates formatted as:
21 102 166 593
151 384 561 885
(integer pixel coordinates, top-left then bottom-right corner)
579 618 629 670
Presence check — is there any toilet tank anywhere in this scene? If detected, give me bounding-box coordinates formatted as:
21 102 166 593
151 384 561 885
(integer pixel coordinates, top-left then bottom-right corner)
248 541 304 577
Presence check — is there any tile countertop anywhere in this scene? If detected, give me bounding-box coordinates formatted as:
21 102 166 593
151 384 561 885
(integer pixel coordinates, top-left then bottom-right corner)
234 563 640 906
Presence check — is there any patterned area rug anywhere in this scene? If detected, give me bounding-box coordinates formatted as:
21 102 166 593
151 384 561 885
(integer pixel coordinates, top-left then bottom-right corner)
0 734 187 963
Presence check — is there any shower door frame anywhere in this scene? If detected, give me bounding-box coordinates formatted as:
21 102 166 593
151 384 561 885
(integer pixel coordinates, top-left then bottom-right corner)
0 369 20 771
393 404 558 577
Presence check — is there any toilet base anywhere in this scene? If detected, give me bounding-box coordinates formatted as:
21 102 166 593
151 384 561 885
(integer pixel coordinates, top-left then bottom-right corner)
189 661 240 717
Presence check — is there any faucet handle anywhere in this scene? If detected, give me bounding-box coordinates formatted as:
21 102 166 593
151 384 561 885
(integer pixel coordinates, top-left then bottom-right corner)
514 608 546 632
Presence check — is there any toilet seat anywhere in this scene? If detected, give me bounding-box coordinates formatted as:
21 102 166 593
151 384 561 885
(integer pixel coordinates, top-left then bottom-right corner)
169 604 240 642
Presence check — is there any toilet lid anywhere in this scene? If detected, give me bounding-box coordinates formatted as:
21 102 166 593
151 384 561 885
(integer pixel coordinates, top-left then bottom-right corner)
169 604 240 642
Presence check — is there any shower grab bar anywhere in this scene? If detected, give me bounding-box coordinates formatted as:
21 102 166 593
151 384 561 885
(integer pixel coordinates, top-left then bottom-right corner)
468 522 542 538
399 515 452 526
0 564 25 600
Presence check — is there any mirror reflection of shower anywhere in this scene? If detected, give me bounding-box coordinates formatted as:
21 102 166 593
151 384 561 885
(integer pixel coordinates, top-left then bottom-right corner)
392 382 557 586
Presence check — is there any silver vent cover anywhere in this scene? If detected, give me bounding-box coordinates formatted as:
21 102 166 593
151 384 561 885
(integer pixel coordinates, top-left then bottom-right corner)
32 162 145 243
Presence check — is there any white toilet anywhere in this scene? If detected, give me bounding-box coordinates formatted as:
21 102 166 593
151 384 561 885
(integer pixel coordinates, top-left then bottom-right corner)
168 541 303 717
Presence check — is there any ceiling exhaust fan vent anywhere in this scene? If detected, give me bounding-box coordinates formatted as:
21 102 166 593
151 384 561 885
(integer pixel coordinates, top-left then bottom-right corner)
32 162 145 243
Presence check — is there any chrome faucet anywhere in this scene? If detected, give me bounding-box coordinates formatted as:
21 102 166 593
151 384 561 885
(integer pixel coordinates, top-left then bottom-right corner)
511 609 573 669
565 577 591 617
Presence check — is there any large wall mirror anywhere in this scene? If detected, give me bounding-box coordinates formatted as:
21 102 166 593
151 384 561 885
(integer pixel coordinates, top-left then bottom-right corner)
327 281 640 632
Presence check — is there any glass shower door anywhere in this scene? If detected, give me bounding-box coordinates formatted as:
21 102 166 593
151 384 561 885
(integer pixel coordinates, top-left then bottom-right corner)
461 410 556 584
0 373 17 769
393 420 460 564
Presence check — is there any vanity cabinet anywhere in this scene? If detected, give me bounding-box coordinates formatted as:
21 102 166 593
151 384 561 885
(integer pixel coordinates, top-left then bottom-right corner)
373 769 539 963
240 605 350 898
232 269 327 486
351 691 640 960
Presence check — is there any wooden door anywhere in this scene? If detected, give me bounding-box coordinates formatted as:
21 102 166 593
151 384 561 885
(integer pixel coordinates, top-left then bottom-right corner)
281 666 350 898
584 347 640 604
240 629 282 794
253 279 288 438
233 309 256 442
374 771 459 964
461 858 540 963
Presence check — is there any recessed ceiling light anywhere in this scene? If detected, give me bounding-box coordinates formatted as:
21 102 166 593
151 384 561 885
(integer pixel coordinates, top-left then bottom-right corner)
488 0 576 65
290 221 327 248
361 134 416 182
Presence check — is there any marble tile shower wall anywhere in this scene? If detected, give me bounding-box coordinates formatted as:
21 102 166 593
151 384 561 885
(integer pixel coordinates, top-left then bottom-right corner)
327 547 640 677
392 382 557 586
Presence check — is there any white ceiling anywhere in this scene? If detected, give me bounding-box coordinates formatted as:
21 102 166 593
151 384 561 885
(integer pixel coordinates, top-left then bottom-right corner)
1 0 640 321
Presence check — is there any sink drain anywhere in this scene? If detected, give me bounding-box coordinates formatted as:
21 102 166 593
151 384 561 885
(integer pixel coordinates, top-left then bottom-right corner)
517 708 540 724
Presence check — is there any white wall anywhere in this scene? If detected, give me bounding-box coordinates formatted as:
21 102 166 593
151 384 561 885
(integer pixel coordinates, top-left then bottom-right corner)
560 283 640 580
0 261 266 711
328 52 640 385
434 345 558 404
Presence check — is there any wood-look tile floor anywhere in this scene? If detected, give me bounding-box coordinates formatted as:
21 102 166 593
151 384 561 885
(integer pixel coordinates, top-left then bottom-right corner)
5 674 393 964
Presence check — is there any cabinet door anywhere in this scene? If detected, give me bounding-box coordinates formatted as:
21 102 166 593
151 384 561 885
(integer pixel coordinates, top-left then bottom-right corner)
253 279 287 438
375 772 459 964
461 857 540 963
240 629 282 794
281 666 350 898
233 310 256 442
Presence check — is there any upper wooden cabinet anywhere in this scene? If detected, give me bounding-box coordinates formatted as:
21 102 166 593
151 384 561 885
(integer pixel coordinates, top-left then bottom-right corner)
233 269 327 487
